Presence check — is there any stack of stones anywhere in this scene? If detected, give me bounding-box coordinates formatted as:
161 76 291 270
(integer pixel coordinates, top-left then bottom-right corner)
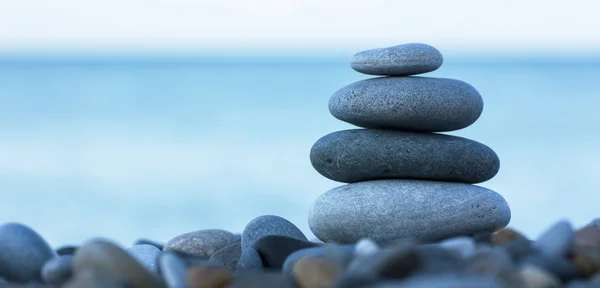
309 43 512 245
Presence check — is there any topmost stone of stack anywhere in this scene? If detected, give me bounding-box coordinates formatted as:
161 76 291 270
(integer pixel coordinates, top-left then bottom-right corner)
351 43 443 76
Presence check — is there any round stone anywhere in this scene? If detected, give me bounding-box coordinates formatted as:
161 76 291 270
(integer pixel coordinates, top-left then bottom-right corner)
73 239 157 288
209 241 242 272
127 244 161 274
0 223 55 282
282 245 354 274
164 229 237 258
158 252 187 288
308 180 511 244
535 220 574 257
241 215 307 250
252 235 319 269
350 43 443 76
41 255 73 285
236 247 264 274
329 77 484 132
310 129 499 184
293 257 339 288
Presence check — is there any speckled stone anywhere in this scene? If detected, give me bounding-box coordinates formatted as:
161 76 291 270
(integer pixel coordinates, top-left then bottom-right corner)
41 255 73 285
310 129 499 184
164 229 237 258
236 247 264 273
210 241 242 272
73 239 157 288
329 77 483 132
0 223 56 282
350 43 443 76
309 180 510 244
241 215 307 250
127 244 161 274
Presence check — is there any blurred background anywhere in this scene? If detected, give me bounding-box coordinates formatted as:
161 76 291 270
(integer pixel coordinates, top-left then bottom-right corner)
0 0 599 248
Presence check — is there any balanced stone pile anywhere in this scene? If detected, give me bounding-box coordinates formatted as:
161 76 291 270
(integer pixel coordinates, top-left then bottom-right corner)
309 43 511 245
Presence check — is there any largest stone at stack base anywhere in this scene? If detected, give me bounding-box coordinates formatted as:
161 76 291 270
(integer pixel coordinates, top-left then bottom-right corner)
308 179 511 245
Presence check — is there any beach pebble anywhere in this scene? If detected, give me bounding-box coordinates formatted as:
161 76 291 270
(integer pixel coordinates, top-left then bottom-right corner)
350 43 443 76
253 235 319 269
472 232 493 244
309 180 510 244
310 129 499 184
354 238 380 258
229 272 297 288
236 247 264 273
63 269 131 288
127 244 161 274
41 255 74 285
293 257 339 288
571 224 600 277
521 254 578 282
158 251 188 288
329 77 483 132
502 238 535 261
164 229 237 258
186 266 232 288
0 223 55 282
210 241 242 272
282 245 354 274
492 228 527 245
56 245 78 256
134 239 164 251
438 236 476 259
73 239 157 288
242 215 307 250
520 264 561 288
536 220 574 257
372 275 505 288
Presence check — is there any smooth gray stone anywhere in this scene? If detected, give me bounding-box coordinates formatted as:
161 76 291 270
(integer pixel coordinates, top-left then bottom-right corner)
309 180 511 244
0 223 55 282
371 275 504 288
134 239 164 251
127 244 161 274
438 237 476 259
210 241 242 272
329 77 483 132
236 247 264 274
164 229 237 258
310 129 499 184
41 255 73 285
535 220 574 257
158 252 187 288
241 215 307 250
351 43 443 76
282 244 354 274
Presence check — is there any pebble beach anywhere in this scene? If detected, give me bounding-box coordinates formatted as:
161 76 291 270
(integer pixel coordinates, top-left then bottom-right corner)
1 44 599 288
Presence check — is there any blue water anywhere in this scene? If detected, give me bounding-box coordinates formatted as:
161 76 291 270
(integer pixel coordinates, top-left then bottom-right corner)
1 55 599 247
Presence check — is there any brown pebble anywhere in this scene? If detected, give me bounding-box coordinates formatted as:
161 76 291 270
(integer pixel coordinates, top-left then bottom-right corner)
185 266 232 288
572 225 600 277
293 257 339 288
519 265 561 288
491 228 526 245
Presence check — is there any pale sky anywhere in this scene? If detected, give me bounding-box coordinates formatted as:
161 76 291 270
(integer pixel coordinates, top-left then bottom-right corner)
0 0 599 53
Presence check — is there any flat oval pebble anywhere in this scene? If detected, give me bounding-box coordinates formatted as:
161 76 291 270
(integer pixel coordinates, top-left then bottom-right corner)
73 239 157 288
350 43 443 76
310 129 499 184
164 229 237 258
127 244 161 274
241 215 307 250
41 255 73 285
0 223 55 282
209 241 242 272
309 180 510 244
329 77 483 132
252 235 320 269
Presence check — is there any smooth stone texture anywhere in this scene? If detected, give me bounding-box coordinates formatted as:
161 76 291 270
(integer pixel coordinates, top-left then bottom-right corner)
134 239 164 251
158 251 188 288
438 236 476 259
0 223 56 282
164 229 237 258
293 257 339 288
329 77 483 132
236 247 264 273
73 239 157 288
350 43 443 76
310 129 499 184
253 235 319 269
282 245 354 274
242 215 307 250
309 180 510 244
209 241 242 272
56 246 78 256
372 275 504 288
535 220 574 257
41 255 73 285
127 244 161 274
186 266 232 288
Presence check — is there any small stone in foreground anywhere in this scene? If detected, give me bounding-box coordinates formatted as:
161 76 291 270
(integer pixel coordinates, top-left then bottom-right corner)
535 220 574 257
350 43 443 76
236 247 264 274
186 266 232 288
492 228 527 245
519 264 561 288
253 235 319 269
229 273 297 288
242 215 307 250
127 244 161 274
293 257 339 288
164 229 237 258
158 251 188 288
0 223 56 282
41 255 74 285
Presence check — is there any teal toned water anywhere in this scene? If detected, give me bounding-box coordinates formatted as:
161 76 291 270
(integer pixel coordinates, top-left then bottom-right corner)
1 55 599 247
